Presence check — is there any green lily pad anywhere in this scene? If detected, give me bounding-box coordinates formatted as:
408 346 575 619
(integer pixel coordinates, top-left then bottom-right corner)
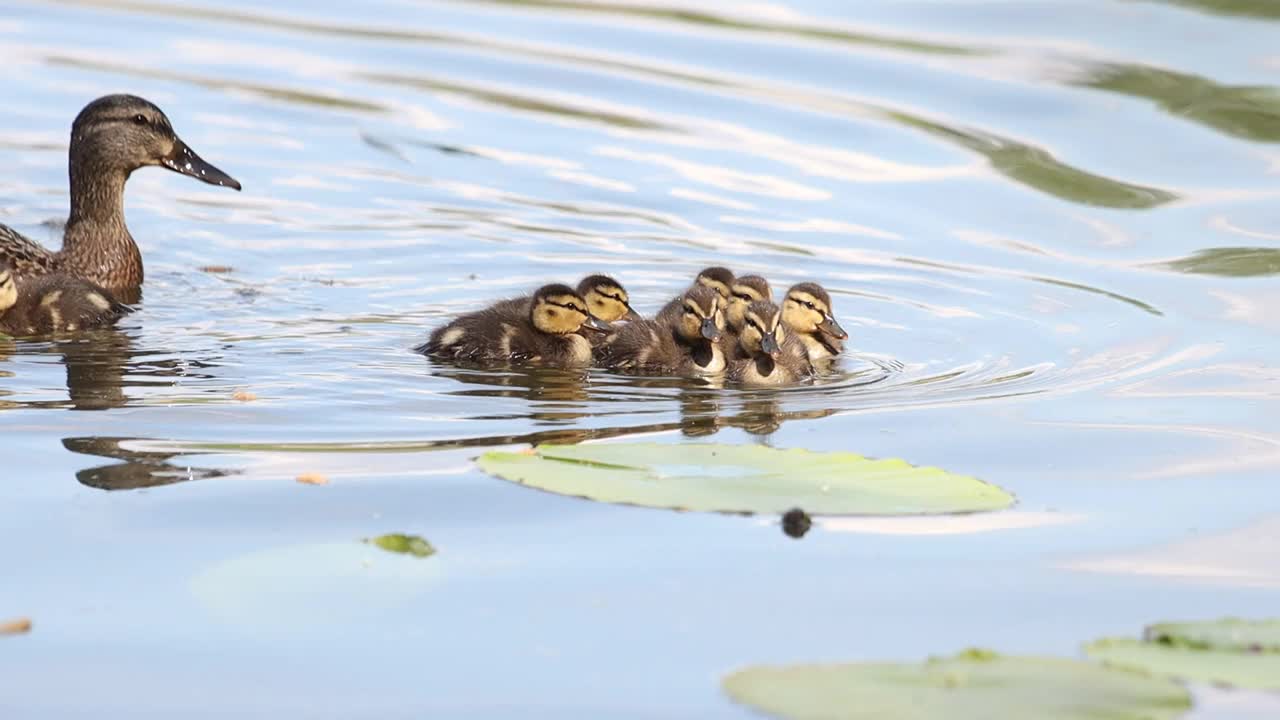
366 533 436 558
1144 618 1280 653
723 649 1191 720
1086 620 1280 690
477 443 1013 515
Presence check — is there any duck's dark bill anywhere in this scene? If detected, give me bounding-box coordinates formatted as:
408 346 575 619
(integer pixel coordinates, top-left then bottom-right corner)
818 315 847 340
623 305 643 322
582 315 612 332
761 333 780 356
700 318 721 341
162 139 241 191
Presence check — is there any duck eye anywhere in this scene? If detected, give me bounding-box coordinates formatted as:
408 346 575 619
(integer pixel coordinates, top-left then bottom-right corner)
132 113 148 126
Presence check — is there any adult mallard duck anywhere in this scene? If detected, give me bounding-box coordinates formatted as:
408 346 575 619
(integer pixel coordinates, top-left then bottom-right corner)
417 283 611 367
0 94 240 302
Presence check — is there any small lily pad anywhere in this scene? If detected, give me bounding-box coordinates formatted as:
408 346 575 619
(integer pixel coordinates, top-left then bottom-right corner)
1086 619 1280 690
723 649 1191 720
476 443 1013 515
1144 618 1280 653
367 533 436 558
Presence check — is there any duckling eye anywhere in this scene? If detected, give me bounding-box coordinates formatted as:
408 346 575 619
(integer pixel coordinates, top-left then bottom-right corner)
132 113 149 126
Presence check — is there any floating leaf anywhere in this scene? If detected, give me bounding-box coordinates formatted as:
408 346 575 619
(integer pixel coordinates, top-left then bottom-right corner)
1144 618 1280 653
1086 619 1280 690
723 649 1191 720
477 443 1014 515
191 542 446 630
367 533 436 558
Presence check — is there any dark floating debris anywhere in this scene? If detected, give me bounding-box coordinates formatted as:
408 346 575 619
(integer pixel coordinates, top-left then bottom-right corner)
781 507 812 539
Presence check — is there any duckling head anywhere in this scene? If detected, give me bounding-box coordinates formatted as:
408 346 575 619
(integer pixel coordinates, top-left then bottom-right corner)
531 284 611 335
70 95 241 194
577 275 640 322
739 300 786 358
783 282 846 341
726 275 772 332
0 267 16 313
692 266 735 302
675 285 724 343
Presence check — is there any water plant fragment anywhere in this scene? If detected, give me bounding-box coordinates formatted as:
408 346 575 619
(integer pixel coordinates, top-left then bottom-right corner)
722 648 1191 720
365 533 436 558
1086 618 1280 690
476 443 1013 515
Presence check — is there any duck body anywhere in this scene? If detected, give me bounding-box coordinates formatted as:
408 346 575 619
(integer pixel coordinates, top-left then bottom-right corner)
0 94 240 299
0 267 130 336
728 300 812 386
418 284 609 368
598 285 726 376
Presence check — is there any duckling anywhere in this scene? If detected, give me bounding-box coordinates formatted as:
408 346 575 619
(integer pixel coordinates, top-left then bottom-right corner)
728 300 812 386
491 275 638 323
719 274 773 362
576 275 641 324
782 282 848 364
598 285 726 376
0 267 130 336
0 94 240 301
417 284 610 367
656 266 735 322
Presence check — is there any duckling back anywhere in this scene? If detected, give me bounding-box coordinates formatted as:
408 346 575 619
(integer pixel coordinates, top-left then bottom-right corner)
418 284 606 367
0 271 129 336
598 286 726 376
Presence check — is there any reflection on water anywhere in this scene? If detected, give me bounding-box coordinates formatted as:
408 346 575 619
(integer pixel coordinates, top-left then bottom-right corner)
64 436 239 490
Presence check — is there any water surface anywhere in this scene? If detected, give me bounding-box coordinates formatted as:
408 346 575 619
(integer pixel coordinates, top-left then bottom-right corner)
1 0 1278 717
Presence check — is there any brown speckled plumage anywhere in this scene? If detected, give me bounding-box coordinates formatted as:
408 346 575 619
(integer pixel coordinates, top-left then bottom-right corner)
0 267 130 336
0 94 240 302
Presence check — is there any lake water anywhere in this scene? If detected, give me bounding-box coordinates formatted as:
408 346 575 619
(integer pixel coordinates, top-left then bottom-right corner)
1 0 1278 717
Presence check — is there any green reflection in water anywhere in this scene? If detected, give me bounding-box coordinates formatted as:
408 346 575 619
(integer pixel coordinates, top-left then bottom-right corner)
1142 0 1280 20
891 115 1179 209
1163 247 1280 276
1078 63 1280 143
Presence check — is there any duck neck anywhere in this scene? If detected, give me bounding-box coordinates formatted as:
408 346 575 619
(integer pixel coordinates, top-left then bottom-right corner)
60 150 142 290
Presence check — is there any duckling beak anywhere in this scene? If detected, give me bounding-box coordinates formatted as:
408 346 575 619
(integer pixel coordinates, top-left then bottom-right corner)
761 333 780 357
699 317 721 341
582 315 612 333
818 314 847 340
161 138 242 191
623 304 643 322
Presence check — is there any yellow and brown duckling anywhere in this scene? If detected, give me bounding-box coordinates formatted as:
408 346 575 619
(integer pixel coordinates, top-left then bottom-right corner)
0 94 240 301
0 267 130 336
576 274 641 325
728 300 811 386
418 283 611 367
492 275 639 324
598 285 726 376
656 266 735 322
782 282 847 364
720 274 773 362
